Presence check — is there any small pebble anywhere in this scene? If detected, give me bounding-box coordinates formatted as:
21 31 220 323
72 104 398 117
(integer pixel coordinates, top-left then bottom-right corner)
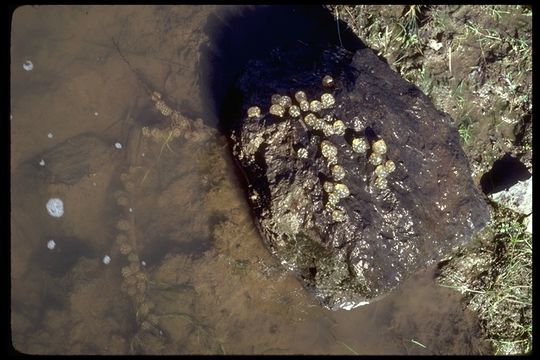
47 239 56 250
39 159 45 166
129 207 133 213
47 132 53 139
46 198 64 218
94 112 99 116
115 142 123 149
103 255 111 265
23 60 34 71
141 261 146 267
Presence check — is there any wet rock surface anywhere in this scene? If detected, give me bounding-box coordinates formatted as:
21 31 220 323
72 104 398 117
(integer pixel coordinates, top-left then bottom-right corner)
231 44 490 310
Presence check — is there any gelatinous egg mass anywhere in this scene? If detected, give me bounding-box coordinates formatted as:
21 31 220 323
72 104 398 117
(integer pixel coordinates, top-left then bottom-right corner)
331 164 346 181
288 105 301 117
323 181 334 193
368 152 384 166
297 148 308 158
295 91 307 103
247 106 261 118
374 164 390 178
385 160 396 173
374 176 388 189
279 95 292 108
327 192 340 208
322 75 334 87
334 183 350 198
352 138 369 154
269 104 285 117
271 94 282 105
304 113 317 127
332 120 346 136
322 123 335 137
309 100 323 113
299 100 310 112
312 118 326 130
371 139 387 155
321 93 336 109
332 208 347 222
321 140 338 159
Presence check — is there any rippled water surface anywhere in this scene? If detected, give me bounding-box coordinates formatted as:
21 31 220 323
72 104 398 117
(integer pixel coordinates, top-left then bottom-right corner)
11 5 489 354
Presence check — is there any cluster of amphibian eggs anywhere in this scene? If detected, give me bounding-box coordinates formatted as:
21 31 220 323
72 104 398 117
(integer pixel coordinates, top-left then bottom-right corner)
113 170 157 325
246 75 395 223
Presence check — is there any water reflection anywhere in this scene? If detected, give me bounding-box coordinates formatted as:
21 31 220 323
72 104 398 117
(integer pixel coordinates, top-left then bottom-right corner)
11 5 489 354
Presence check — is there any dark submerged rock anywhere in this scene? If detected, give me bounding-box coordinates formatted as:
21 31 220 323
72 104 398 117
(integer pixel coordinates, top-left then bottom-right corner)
231 44 490 310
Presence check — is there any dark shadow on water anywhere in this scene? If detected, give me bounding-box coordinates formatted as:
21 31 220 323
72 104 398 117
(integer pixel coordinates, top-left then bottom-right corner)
199 5 365 133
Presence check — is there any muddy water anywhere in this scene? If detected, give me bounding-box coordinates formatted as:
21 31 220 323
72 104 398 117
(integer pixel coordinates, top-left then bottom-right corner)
11 5 489 355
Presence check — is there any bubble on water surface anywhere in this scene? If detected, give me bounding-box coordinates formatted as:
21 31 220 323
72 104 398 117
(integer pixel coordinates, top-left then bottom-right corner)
23 60 34 71
46 198 64 218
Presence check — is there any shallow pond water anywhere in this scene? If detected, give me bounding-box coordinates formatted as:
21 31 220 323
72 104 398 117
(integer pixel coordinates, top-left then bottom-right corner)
11 5 490 355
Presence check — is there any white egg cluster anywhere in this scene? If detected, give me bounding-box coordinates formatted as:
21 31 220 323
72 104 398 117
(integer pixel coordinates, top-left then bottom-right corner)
245 75 397 222
367 139 395 189
246 75 337 127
